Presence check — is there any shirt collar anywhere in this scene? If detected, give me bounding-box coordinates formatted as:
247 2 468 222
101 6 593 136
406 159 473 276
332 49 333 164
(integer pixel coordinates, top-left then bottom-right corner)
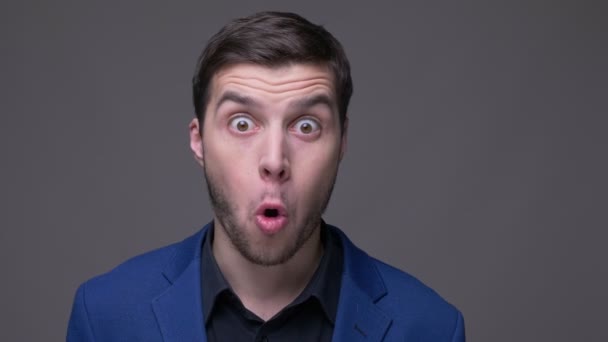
200 220 343 324
293 220 343 323
200 223 231 324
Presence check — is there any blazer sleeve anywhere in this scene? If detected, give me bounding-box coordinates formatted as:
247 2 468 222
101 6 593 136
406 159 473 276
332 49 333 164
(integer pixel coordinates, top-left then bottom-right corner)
450 311 466 342
67 283 95 342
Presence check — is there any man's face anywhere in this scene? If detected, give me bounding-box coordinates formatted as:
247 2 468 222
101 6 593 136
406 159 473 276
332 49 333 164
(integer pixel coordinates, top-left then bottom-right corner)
190 63 347 266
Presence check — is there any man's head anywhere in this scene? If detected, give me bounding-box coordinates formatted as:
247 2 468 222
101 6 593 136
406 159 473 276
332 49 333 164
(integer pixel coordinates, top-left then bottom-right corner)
189 12 352 267
192 11 352 134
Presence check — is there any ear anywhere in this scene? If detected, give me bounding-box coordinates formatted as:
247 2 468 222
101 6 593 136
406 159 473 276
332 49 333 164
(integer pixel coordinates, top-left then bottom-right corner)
189 118 204 167
339 116 348 161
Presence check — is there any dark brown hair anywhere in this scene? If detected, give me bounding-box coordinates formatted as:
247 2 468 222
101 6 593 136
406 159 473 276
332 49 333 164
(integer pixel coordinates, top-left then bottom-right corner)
192 11 353 133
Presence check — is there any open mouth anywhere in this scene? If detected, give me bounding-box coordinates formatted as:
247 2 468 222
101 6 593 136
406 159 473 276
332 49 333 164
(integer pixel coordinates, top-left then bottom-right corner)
264 208 279 218
256 203 286 218
255 203 288 234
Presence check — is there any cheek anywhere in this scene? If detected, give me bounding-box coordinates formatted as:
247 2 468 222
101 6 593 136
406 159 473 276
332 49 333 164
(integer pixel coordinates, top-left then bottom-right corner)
291 141 341 191
204 136 256 194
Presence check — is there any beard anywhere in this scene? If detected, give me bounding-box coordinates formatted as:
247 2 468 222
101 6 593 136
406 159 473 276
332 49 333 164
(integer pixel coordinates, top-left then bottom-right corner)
203 161 338 267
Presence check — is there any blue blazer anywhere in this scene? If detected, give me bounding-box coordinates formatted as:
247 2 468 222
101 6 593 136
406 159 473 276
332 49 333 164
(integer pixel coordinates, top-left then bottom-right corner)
68 223 465 341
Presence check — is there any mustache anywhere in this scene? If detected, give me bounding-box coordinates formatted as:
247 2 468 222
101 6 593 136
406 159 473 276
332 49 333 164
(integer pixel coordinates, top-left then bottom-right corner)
257 190 288 202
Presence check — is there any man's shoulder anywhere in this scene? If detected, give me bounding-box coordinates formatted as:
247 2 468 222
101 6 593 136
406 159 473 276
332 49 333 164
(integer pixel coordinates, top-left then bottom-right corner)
375 258 464 336
332 225 463 338
76 229 204 310
67 229 206 341
372 257 458 312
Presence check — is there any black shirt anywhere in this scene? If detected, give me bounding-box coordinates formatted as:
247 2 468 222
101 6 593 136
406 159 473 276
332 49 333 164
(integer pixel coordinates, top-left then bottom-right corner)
201 221 343 342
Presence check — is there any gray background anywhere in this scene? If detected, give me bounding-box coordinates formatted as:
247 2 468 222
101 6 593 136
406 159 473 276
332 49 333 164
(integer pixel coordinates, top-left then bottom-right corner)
1 0 606 341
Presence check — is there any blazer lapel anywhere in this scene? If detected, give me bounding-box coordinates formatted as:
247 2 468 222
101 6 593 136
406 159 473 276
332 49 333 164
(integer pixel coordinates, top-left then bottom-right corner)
332 279 392 342
330 225 393 342
152 226 209 342
150 224 392 341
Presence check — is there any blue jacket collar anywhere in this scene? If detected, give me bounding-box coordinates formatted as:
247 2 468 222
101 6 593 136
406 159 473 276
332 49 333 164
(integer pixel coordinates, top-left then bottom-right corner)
330 225 392 341
152 222 392 341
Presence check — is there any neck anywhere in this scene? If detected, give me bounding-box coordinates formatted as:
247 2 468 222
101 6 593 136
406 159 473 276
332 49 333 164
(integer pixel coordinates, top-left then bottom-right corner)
211 220 323 320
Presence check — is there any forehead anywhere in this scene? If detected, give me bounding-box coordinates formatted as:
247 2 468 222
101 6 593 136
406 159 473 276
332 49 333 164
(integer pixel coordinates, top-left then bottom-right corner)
209 63 336 105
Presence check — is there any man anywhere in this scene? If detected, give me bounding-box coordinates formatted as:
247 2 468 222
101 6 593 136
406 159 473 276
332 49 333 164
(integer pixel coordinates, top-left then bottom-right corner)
68 11 465 341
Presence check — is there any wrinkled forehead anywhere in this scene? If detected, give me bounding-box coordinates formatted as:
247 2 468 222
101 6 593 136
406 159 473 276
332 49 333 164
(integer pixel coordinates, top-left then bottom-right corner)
208 63 337 108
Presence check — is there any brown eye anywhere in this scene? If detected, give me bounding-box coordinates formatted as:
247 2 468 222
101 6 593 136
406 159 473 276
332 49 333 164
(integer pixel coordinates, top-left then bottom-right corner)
294 118 319 134
230 116 254 132
236 120 249 131
300 122 312 134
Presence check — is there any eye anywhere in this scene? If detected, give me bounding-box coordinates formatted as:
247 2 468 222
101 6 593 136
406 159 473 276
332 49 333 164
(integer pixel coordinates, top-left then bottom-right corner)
229 116 255 132
293 118 320 134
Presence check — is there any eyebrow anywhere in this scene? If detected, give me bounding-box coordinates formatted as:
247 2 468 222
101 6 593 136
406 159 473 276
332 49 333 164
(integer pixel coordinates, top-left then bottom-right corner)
214 91 335 113
288 94 335 112
215 91 261 112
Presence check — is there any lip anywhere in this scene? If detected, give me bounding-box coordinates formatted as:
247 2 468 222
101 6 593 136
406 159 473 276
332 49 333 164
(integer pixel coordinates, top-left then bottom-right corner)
254 202 288 235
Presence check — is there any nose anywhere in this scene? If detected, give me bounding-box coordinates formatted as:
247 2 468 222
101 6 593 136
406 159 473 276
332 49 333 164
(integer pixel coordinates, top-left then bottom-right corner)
258 128 290 183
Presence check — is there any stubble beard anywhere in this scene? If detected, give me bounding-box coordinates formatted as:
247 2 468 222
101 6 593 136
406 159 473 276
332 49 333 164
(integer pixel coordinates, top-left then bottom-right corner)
203 161 338 267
